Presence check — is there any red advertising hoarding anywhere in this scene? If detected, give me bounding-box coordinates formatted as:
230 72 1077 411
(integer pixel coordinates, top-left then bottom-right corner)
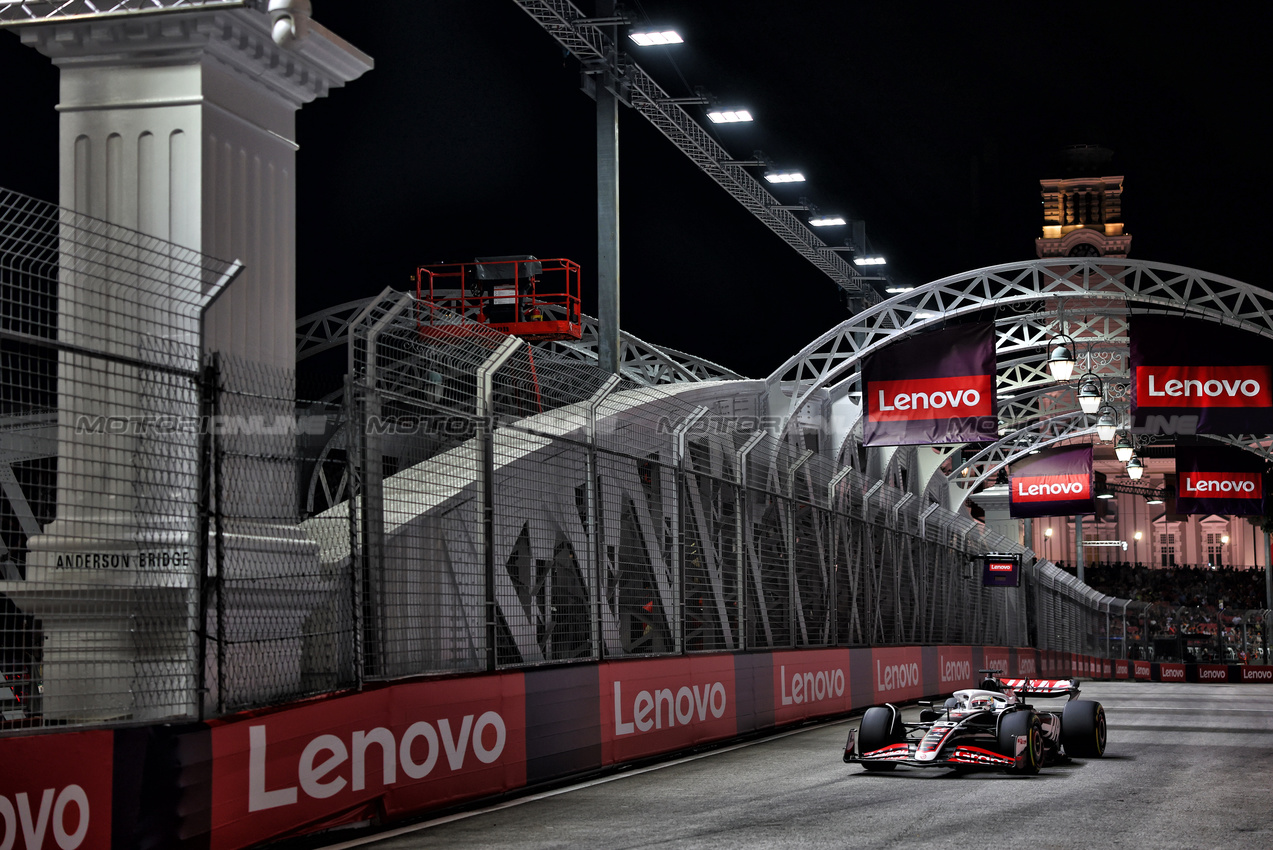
210 676 527 850
771 649 852 725
1237 665 1273 683
599 656 737 765
0 730 112 850
1157 663 1187 682
1195 664 1228 682
935 646 975 690
872 647 925 703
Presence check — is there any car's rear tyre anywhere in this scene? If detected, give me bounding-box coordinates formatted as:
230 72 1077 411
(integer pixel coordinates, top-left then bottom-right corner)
999 710 1043 775
1062 699 1107 758
858 706 904 771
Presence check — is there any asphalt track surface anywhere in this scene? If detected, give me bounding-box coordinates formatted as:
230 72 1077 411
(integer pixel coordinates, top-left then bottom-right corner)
320 682 1273 850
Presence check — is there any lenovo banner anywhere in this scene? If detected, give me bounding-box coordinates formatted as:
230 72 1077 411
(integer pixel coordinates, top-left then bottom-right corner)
1174 445 1267 516
1129 315 1273 435
862 322 997 447
982 553 1021 587
872 647 925 703
0 730 112 850
772 649 852 725
600 656 737 765
1009 446 1095 518
209 676 527 850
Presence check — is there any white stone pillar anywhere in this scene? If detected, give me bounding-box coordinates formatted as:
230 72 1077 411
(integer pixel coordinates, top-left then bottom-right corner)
5 4 371 721
971 484 1022 548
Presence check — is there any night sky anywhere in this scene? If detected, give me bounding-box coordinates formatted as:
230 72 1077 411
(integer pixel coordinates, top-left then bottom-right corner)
1 1 1269 380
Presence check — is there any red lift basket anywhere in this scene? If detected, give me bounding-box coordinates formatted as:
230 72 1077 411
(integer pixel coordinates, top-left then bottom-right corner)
416 255 583 342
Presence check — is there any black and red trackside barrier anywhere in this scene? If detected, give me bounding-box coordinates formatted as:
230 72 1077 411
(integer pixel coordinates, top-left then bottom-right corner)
3 648 1270 850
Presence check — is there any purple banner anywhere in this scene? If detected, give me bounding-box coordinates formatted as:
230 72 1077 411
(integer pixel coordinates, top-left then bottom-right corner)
1009 445 1095 519
862 323 997 447
1174 445 1267 516
1129 315 1273 436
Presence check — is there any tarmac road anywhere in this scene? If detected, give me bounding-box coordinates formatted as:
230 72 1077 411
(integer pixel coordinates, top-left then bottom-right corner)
319 682 1273 850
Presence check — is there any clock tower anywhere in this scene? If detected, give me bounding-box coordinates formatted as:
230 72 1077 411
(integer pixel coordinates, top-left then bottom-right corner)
1035 145 1133 259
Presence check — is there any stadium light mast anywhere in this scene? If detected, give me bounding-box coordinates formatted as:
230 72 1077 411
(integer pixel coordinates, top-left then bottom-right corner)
593 0 622 374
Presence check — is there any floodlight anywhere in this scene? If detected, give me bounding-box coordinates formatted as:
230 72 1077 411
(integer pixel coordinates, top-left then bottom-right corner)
764 170 806 183
629 30 683 46
853 255 887 265
707 109 753 123
809 216 846 226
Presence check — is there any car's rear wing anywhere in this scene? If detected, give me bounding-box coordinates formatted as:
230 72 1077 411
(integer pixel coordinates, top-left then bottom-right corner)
1000 678 1080 699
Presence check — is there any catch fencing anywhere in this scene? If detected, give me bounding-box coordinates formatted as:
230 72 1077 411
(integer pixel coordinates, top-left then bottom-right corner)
1 186 1123 728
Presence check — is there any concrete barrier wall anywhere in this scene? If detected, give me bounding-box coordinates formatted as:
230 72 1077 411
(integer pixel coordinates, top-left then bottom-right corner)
4 649 1271 849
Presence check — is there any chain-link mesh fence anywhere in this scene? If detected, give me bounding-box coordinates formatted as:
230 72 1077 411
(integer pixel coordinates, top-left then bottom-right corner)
3 185 1201 730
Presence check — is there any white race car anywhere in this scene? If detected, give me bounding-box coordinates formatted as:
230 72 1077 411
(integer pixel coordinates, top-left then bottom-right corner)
843 669 1106 774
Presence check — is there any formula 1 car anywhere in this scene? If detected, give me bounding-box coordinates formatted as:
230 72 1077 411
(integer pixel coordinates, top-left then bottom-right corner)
843 669 1106 774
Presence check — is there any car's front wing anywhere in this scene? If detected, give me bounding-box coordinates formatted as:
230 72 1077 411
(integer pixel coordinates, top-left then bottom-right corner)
843 729 1030 771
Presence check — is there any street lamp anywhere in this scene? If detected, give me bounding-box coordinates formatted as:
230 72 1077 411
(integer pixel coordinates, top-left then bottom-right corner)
1114 433 1134 463
1047 334 1077 381
1076 373 1104 415
1126 455 1144 480
1094 405 1118 442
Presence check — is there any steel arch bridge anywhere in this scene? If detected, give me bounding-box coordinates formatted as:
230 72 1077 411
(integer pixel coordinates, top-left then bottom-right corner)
763 258 1273 509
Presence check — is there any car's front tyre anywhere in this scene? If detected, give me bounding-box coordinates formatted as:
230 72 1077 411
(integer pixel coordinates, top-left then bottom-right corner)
999 710 1043 775
858 706 904 771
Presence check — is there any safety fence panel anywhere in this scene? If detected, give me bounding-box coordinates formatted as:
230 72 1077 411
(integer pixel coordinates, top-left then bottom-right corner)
0 186 234 725
204 355 358 714
0 186 1147 728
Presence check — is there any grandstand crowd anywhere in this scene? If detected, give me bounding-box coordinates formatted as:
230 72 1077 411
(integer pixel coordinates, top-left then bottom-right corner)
1054 561 1269 610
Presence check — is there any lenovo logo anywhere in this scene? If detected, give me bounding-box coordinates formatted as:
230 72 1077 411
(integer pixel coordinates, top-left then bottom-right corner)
248 712 508 813
869 375 993 422
1198 667 1227 681
779 665 846 706
1013 474 1089 503
1159 665 1186 680
1139 365 1272 408
876 660 920 692
614 680 727 735
940 658 971 684
0 786 90 850
1240 667 1273 682
1181 472 1262 498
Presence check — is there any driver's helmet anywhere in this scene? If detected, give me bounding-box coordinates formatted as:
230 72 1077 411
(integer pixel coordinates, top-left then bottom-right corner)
969 695 995 711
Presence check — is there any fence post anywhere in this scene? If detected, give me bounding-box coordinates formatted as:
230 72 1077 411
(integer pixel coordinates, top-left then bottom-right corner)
586 375 621 659
195 354 222 718
827 468 851 646
785 450 813 647
735 431 766 649
358 298 413 678
477 337 526 672
672 408 709 655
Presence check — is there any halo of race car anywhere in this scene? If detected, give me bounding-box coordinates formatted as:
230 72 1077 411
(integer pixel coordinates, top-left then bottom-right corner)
843 669 1107 774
